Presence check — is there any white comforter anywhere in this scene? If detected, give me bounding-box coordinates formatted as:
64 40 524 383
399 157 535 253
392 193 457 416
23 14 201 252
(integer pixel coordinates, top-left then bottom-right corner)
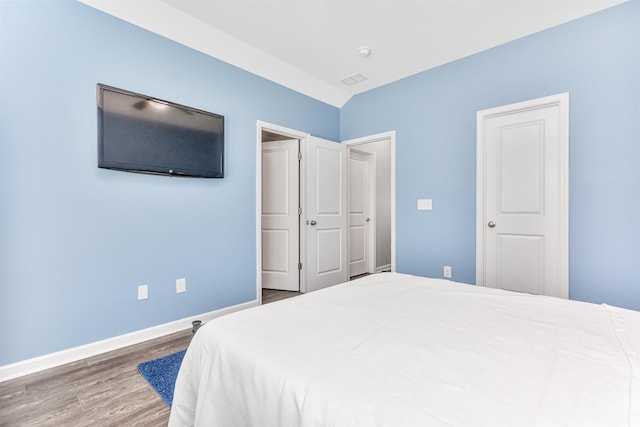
169 273 640 427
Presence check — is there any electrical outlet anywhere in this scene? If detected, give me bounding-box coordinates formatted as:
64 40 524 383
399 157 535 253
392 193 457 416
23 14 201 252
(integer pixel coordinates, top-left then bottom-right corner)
138 284 148 300
443 266 452 279
176 277 186 293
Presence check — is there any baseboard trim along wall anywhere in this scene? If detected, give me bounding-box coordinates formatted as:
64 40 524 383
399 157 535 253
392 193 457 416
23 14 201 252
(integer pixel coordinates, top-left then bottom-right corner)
376 264 392 273
0 300 258 382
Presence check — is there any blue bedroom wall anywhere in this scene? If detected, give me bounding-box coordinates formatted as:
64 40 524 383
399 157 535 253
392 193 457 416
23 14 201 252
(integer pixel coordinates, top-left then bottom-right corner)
0 0 339 365
341 0 640 311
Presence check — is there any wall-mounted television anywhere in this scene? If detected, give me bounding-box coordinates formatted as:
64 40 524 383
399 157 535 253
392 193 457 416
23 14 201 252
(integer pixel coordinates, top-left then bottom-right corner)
97 84 224 178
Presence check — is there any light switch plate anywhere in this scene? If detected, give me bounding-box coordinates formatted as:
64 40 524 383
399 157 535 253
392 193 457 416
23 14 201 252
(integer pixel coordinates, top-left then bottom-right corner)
417 199 432 210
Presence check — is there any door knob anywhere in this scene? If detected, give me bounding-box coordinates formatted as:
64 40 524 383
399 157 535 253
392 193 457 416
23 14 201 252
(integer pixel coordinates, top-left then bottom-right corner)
309 220 317 226
488 221 496 228
366 218 370 222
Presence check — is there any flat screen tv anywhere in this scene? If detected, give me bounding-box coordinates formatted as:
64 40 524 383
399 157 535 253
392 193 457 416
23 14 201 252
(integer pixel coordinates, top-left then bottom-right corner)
97 84 224 178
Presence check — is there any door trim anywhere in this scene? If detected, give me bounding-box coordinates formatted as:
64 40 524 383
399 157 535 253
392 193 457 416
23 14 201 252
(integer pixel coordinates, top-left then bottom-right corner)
344 131 397 273
256 121 310 303
476 93 569 297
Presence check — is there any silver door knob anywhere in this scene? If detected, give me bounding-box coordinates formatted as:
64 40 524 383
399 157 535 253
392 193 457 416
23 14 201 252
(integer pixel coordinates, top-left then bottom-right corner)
366 218 370 222
488 221 496 228
309 220 317 226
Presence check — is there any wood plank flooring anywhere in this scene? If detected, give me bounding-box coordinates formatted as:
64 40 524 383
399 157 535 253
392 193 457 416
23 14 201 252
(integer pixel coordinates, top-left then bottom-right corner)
261 288 302 304
261 272 372 304
0 330 192 426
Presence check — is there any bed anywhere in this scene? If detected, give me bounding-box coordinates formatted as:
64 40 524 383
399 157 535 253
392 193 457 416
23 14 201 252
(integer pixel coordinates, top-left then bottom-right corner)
169 273 640 426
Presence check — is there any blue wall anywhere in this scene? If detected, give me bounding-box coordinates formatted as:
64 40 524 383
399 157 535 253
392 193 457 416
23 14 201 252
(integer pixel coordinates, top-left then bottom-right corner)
341 0 640 310
2 0 638 367
0 0 339 365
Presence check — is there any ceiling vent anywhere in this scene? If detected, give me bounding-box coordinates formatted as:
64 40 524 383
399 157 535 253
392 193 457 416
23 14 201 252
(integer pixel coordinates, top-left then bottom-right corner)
340 73 368 86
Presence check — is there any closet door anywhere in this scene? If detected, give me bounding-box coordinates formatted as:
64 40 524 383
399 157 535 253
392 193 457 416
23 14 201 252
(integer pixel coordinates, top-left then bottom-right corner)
477 93 568 298
304 137 348 292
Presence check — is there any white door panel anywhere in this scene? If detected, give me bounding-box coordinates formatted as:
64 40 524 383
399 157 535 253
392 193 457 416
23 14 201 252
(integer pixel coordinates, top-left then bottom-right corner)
349 226 366 268
486 108 559 295
478 93 568 298
305 137 348 292
498 122 545 213
316 228 343 274
262 140 299 291
262 230 289 272
497 234 544 295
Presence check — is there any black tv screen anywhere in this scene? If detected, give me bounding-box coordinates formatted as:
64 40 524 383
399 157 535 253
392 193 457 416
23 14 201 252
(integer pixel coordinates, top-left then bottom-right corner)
97 84 224 178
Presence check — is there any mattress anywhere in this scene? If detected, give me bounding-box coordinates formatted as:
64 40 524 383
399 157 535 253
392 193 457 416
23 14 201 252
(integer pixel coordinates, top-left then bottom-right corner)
169 273 640 427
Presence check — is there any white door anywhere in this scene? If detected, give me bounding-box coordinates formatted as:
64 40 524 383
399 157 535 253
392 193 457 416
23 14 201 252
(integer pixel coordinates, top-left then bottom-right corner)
304 136 348 292
349 149 375 277
261 140 300 291
477 93 569 298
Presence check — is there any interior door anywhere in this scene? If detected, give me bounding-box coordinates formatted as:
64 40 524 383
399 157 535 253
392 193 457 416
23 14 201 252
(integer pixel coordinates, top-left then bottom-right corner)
478 94 568 298
349 149 374 277
304 136 348 292
261 140 300 291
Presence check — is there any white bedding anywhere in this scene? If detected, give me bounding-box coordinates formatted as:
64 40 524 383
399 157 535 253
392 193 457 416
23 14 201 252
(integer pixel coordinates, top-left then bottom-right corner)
169 273 640 427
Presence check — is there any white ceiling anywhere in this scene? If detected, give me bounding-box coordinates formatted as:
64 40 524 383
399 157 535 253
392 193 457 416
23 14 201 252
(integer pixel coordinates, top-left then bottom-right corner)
80 0 627 107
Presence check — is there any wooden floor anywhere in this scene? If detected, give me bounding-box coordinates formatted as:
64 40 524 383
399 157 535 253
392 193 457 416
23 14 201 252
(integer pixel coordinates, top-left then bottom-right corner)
0 330 192 426
261 288 302 304
261 272 372 304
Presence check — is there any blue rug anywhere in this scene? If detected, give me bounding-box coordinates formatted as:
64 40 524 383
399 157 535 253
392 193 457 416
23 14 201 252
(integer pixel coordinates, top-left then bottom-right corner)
137 349 186 407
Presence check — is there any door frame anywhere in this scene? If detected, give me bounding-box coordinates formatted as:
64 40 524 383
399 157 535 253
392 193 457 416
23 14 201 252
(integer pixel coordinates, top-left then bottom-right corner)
475 93 569 296
258 125 397 301
344 131 397 274
348 148 376 277
256 121 310 303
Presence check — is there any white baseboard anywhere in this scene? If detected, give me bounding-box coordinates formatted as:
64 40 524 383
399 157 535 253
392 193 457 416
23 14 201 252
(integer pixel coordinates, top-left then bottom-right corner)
0 300 258 382
376 264 392 273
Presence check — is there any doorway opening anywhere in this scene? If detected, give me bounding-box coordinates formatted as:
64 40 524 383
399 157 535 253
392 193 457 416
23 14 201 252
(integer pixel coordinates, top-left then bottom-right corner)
344 131 396 277
257 122 308 304
256 123 396 304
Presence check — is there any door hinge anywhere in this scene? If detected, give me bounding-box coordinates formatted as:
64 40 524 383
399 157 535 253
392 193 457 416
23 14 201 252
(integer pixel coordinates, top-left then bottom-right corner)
298 207 302 216
298 262 302 271
298 152 302 161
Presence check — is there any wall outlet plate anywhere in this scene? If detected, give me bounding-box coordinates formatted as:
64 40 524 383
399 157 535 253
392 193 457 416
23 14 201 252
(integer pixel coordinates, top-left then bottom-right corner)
176 277 186 293
138 284 148 300
443 266 452 279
